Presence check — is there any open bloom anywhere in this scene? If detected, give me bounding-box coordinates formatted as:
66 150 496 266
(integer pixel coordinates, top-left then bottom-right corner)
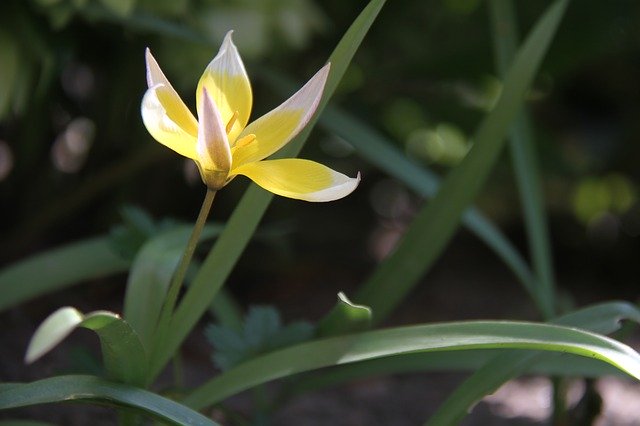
141 31 360 201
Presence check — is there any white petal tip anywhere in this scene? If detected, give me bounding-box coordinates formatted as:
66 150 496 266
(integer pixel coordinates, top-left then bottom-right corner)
222 30 236 49
320 62 331 75
306 172 360 202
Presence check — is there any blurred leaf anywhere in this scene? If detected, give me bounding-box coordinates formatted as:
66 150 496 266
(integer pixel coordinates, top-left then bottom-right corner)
268 321 315 349
243 306 282 348
99 0 135 17
46 2 76 29
0 236 129 312
26 307 147 386
407 123 470 166
206 324 250 371
109 205 176 259
354 0 569 323
0 29 19 118
317 292 372 337
137 0 188 17
152 0 388 381
572 174 637 224
490 0 556 319
123 223 223 349
0 375 217 425
184 320 640 410
206 306 314 371
208 288 244 332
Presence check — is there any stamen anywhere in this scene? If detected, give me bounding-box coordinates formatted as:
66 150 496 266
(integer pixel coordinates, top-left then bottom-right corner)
235 134 256 148
226 110 239 134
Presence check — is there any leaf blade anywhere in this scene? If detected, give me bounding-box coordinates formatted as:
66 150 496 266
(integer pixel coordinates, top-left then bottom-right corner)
0 237 129 312
183 320 640 410
426 300 640 425
0 375 217 426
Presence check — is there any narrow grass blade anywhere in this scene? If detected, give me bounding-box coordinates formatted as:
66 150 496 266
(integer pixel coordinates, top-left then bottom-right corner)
0 375 217 426
25 307 147 386
0 237 129 312
151 0 388 380
183 320 640 410
490 0 556 318
355 0 569 323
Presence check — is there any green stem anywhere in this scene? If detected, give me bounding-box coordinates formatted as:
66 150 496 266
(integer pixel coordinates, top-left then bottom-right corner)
148 188 216 383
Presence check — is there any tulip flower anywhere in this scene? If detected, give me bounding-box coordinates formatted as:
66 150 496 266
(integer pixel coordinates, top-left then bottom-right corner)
141 31 360 201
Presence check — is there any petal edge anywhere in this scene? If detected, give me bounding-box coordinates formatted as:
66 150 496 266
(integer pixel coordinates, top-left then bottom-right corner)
141 84 198 159
232 158 360 202
196 31 252 143
232 63 330 168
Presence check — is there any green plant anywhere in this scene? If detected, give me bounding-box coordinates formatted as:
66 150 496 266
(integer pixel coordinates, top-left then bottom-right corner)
1 0 639 424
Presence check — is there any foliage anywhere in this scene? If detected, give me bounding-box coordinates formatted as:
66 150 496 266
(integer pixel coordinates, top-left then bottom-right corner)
206 305 314 371
1 0 640 424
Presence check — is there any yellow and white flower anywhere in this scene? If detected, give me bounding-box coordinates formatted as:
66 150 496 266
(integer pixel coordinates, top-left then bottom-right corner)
141 31 360 201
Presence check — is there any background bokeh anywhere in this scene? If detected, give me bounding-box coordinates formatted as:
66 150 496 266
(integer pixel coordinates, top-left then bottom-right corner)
2 0 638 303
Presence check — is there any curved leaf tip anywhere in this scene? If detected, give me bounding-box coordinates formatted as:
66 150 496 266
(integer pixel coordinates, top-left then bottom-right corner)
24 307 147 386
25 307 84 364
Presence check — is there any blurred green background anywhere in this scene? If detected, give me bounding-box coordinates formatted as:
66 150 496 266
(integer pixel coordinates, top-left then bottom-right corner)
1 0 639 314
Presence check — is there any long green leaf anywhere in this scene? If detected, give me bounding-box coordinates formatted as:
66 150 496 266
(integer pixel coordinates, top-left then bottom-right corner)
151 0 387 380
354 0 569 323
25 307 147 386
282 301 639 397
0 237 128 312
183 320 640 410
0 375 217 426
490 0 556 319
427 299 638 425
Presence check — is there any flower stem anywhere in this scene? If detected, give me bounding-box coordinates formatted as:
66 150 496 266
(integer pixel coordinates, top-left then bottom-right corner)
149 188 216 382
165 188 216 317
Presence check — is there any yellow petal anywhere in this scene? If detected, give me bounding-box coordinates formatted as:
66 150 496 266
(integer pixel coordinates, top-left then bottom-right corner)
145 48 198 137
232 158 360 202
196 31 252 143
197 88 231 188
232 63 330 168
141 84 197 159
